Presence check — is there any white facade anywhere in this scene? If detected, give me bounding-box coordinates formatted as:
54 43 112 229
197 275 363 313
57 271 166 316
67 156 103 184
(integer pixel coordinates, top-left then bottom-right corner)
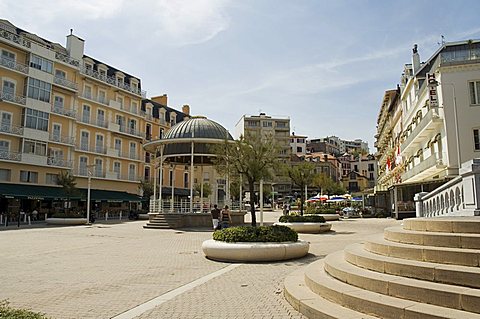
290 134 307 155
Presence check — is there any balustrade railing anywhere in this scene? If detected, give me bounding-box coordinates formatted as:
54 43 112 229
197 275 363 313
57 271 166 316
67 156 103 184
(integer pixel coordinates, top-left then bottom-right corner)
0 124 24 136
0 91 26 105
415 158 480 217
80 66 143 96
49 133 75 145
47 157 73 168
53 76 78 90
54 52 80 67
51 105 76 118
0 56 29 74
0 27 31 48
0 150 22 161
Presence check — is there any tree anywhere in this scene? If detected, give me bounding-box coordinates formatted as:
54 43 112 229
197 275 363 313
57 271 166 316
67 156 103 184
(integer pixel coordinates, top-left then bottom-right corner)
286 162 316 215
194 182 212 198
313 173 346 196
212 133 280 226
139 180 154 210
57 171 77 212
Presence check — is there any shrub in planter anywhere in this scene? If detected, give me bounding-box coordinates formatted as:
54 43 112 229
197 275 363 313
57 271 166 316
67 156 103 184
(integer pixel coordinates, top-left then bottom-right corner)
51 211 84 218
279 215 326 223
213 225 298 243
0 300 48 319
305 206 338 215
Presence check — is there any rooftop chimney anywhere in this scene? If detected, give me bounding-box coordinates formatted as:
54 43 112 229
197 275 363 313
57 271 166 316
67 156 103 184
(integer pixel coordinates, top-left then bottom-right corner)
182 104 190 115
412 44 420 74
151 94 168 106
66 31 84 61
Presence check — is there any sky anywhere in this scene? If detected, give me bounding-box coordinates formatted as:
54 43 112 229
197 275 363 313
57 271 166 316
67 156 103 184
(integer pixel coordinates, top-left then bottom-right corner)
3 0 480 151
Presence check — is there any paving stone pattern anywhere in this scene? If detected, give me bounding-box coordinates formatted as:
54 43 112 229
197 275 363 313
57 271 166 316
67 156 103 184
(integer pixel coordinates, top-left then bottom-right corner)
0 213 399 319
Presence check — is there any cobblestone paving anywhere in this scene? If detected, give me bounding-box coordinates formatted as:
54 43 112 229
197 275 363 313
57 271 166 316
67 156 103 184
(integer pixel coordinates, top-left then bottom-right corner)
0 215 400 319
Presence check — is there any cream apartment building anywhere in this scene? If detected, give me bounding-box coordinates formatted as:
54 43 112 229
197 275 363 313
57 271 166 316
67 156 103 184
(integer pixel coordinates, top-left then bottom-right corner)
0 20 189 215
235 113 291 196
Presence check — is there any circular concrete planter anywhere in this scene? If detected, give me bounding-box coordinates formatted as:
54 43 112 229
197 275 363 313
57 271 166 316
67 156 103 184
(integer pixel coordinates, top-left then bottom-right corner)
319 214 340 221
202 239 309 262
274 222 332 233
46 218 88 225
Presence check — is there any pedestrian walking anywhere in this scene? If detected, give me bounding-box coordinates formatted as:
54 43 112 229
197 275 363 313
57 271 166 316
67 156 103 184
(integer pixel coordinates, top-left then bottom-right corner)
220 205 232 229
211 204 221 230
32 208 38 221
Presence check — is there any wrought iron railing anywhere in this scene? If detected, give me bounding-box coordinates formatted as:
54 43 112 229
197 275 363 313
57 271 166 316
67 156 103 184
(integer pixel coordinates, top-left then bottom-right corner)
0 124 24 135
53 76 78 90
0 91 26 105
0 56 29 74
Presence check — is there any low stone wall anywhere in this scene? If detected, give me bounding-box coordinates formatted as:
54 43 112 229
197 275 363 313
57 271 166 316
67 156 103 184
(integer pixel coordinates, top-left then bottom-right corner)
202 239 309 262
46 218 88 225
149 212 246 227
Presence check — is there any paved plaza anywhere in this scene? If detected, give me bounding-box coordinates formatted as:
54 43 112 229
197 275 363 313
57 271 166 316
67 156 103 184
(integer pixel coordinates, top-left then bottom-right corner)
0 212 400 319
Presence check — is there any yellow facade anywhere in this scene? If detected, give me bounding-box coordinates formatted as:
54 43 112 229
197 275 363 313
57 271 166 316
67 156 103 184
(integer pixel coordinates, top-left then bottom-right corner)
0 20 189 213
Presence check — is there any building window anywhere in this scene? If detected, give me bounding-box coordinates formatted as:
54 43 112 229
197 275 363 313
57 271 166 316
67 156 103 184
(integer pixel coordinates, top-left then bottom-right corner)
144 167 150 180
368 163 374 171
184 172 189 188
79 157 88 176
0 168 11 181
131 101 138 114
129 142 136 158
29 54 53 73
1 50 15 62
54 96 64 110
296 147 302 153
113 162 121 177
2 79 15 97
94 159 103 177
474 129 480 151
80 131 89 151
27 78 51 103
55 69 66 79
23 139 47 156
169 170 173 186
84 85 92 99
369 173 374 181
46 173 58 185
276 122 287 128
0 140 9 154
262 121 272 127
114 139 122 153
128 164 136 181
25 108 49 131
20 170 38 183
469 81 480 105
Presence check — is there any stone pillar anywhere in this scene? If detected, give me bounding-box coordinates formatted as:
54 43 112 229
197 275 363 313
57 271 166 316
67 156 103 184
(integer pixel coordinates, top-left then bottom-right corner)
414 192 428 218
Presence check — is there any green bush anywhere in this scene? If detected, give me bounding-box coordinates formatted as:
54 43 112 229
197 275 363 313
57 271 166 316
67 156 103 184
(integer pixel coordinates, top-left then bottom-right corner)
51 211 84 218
279 215 326 223
0 300 49 319
305 206 338 214
213 225 298 243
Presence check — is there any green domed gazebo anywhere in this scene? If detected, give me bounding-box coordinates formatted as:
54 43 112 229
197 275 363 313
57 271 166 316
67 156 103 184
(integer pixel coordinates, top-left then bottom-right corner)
143 116 234 215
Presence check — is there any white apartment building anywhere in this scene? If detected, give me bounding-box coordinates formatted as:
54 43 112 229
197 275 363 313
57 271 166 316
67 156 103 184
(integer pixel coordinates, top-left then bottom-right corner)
375 40 480 219
290 133 307 155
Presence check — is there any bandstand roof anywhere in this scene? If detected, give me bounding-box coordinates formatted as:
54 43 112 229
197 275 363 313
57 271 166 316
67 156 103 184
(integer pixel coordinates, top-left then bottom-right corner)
143 116 234 164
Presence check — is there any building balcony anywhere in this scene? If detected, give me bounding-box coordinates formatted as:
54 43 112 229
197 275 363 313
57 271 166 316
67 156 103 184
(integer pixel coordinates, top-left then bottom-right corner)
118 125 145 139
53 76 78 91
80 66 145 97
76 143 107 155
47 157 73 168
0 91 26 105
0 26 31 49
73 168 105 178
78 92 109 106
77 114 109 129
0 124 24 136
0 56 29 74
54 52 80 68
105 171 139 182
401 108 443 154
440 50 480 65
0 150 22 162
402 152 447 182
51 105 77 118
49 133 75 145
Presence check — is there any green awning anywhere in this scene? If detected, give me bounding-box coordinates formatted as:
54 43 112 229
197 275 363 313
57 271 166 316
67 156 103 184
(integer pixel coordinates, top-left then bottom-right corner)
82 189 142 202
0 183 79 200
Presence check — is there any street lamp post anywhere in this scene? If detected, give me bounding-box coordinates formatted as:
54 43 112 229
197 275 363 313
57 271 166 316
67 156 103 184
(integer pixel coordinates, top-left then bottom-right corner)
86 164 96 224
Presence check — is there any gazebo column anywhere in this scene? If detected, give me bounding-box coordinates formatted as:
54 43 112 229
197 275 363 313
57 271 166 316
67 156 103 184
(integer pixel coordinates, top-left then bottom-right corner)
171 164 175 213
190 140 194 213
159 146 164 213
200 165 204 213
152 151 157 213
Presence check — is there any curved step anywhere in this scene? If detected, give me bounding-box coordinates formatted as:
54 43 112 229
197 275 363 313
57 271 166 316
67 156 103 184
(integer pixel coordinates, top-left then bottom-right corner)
365 234 480 267
384 226 480 249
284 267 377 319
403 218 480 234
344 243 480 288
304 259 480 319
323 250 480 313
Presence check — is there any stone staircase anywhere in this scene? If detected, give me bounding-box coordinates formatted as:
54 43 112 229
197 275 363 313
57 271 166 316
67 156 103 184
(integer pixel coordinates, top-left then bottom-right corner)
143 214 183 229
285 217 480 318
